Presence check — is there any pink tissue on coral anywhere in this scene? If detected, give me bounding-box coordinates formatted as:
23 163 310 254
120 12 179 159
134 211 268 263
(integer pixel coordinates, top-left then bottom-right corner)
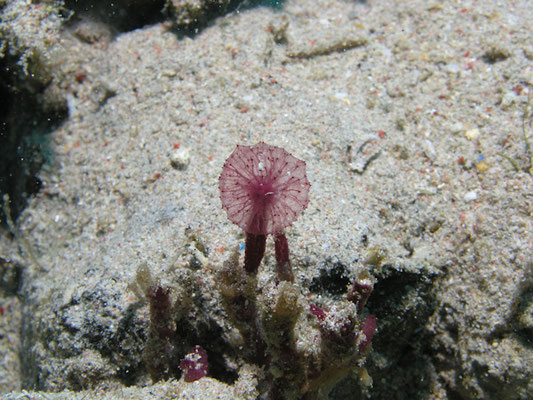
179 345 209 382
274 232 294 281
219 142 310 235
309 304 327 322
358 315 376 353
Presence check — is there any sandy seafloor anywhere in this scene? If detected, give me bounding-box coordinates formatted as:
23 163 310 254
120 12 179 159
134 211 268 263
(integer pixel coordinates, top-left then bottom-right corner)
0 0 532 399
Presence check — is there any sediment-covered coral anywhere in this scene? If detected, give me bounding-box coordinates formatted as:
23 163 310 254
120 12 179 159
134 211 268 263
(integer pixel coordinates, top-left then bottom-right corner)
214 250 377 399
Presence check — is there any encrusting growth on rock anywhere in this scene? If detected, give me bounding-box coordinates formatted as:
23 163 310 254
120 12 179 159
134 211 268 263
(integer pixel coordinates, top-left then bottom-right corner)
219 142 310 280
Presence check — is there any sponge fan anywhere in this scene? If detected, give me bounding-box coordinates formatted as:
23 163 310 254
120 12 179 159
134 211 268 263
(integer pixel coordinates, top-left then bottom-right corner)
219 142 310 235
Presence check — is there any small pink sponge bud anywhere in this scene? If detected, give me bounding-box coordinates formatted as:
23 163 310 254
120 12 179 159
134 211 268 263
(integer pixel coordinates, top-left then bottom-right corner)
309 304 328 322
179 345 209 382
219 142 311 235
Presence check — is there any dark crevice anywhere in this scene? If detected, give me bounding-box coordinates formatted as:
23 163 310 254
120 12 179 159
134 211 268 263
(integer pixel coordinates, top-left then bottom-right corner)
308 260 351 298
0 56 67 225
360 265 438 400
63 0 167 34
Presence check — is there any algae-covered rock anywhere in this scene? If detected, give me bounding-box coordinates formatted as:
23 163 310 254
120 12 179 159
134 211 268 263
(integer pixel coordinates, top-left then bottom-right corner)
166 0 234 27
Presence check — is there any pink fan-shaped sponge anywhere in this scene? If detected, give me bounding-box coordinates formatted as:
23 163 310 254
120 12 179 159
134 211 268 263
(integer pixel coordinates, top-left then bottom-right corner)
219 142 311 235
